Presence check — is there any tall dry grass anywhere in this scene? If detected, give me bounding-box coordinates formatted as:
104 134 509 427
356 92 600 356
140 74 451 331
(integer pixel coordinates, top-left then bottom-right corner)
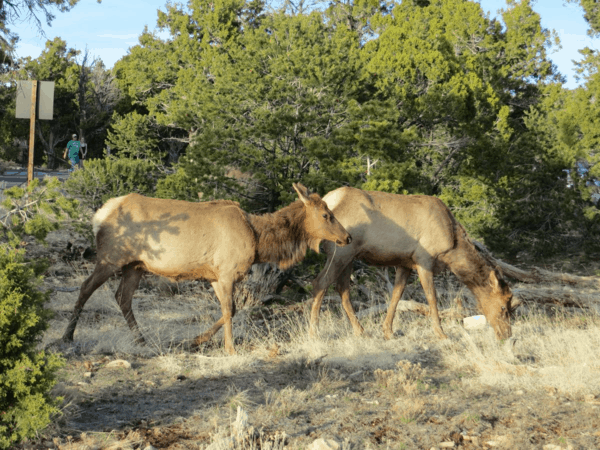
45 264 600 396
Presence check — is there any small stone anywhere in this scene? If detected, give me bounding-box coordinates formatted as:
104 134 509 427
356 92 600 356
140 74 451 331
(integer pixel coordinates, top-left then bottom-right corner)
83 371 93 378
106 359 131 369
439 442 455 448
143 446 158 450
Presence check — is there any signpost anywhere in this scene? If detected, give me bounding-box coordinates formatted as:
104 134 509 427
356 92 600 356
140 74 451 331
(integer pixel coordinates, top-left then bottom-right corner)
15 81 55 185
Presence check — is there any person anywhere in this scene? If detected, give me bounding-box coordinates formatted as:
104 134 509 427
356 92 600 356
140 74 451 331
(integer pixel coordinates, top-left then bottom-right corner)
63 134 81 172
78 137 87 169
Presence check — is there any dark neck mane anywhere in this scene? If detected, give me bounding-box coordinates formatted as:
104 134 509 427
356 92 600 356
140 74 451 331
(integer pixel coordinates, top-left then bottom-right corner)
248 200 319 270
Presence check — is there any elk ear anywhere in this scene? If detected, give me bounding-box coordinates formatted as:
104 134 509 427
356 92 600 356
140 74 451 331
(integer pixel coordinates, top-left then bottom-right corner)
293 183 311 205
488 270 500 291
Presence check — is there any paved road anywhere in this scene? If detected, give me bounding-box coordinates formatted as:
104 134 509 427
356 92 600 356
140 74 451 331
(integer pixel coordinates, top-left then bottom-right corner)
0 169 70 190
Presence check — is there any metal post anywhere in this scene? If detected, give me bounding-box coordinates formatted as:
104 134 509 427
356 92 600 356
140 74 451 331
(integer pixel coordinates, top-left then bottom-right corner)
27 80 38 186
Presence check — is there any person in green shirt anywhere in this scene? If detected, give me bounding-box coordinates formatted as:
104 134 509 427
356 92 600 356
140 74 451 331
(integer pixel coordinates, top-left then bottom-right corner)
64 134 81 172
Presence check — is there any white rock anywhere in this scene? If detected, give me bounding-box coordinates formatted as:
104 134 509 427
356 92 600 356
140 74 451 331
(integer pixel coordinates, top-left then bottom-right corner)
308 438 341 450
105 359 132 369
463 315 487 330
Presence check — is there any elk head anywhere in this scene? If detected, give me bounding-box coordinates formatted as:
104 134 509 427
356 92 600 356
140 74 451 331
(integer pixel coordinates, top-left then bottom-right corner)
293 183 352 252
480 270 513 340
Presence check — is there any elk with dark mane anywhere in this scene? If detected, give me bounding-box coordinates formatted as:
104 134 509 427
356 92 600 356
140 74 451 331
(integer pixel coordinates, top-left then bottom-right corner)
310 187 512 341
62 183 352 354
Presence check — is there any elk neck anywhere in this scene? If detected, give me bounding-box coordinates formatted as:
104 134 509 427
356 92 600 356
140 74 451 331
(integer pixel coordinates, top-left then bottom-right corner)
248 200 317 270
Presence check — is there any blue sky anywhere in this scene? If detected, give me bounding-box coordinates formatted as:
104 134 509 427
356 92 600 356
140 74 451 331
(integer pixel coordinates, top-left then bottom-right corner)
13 0 600 89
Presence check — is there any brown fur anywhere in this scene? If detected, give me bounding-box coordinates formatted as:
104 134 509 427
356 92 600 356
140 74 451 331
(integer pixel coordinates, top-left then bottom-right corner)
62 184 351 355
311 187 512 341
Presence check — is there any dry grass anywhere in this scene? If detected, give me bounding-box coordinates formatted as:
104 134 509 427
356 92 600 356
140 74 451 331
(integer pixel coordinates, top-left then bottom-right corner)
34 252 600 449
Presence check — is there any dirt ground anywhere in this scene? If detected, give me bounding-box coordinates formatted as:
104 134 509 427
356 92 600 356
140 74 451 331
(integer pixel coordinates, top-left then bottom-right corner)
12 229 600 450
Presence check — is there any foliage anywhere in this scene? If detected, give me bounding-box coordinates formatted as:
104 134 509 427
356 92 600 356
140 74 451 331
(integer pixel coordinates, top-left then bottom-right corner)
108 0 597 257
0 247 64 449
0 178 77 448
0 0 83 55
106 111 161 160
567 0 600 36
0 38 120 167
0 177 81 246
64 157 164 211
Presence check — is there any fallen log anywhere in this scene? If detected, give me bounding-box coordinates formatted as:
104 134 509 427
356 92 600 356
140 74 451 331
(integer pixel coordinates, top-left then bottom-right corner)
512 284 600 311
473 241 600 288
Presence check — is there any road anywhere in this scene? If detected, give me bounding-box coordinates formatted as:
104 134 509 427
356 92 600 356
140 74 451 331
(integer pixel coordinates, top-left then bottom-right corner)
0 168 70 190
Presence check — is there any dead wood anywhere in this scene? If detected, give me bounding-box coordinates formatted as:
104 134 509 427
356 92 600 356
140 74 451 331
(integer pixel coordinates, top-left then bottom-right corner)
511 285 600 311
473 241 600 288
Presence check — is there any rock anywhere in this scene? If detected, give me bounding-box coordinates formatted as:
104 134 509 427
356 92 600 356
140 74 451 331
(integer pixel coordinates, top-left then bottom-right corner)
83 371 93 378
439 443 455 448
463 315 487 330
143 446 158 450
105 359 132 369
308 438 341 450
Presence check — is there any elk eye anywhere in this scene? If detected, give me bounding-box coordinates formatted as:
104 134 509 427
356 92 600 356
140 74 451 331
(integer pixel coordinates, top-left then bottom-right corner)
501 306 506 311
322 213 329 220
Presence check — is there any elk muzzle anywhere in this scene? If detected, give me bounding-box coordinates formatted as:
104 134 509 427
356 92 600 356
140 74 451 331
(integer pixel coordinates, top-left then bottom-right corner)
335 234 352 246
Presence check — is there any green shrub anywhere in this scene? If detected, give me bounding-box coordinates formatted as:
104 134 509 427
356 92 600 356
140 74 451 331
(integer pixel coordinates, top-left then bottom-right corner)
64 157 163 211
155 166 201 201
1 178 81 247
0 247 64 449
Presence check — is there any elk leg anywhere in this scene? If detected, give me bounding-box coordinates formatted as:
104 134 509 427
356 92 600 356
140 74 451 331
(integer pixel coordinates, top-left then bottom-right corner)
310 255 348 338
115 263 145 344
335 262 364 336
416 265 447 339
62 262 117 342
193 279 236 355
382 266 411 340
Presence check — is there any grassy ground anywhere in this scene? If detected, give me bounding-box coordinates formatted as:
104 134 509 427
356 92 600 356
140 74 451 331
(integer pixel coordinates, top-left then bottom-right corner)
14 230 600 450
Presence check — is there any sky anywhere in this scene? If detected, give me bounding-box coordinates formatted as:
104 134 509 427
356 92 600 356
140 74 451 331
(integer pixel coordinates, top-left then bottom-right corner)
12 0 600 89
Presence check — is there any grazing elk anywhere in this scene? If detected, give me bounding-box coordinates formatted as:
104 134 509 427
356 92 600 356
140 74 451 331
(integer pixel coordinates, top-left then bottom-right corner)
310 187 513 341
62 183 352 355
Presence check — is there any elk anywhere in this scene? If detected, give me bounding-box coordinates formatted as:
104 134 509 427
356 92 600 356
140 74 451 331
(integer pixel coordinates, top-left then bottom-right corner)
62 183 352 355
310 187 513 341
